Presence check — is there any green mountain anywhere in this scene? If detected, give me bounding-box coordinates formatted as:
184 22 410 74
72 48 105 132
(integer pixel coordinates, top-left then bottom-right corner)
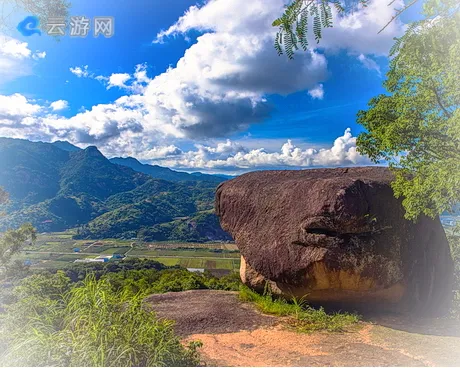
59 147 150 200
138 211 232 242
74 179 229 240
110 157 228 183
0 137 69 206
51 141 81 152
0 138 230 242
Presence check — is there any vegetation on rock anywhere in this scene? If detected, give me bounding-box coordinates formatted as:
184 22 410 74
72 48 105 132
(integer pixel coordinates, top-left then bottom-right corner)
239 285 360 333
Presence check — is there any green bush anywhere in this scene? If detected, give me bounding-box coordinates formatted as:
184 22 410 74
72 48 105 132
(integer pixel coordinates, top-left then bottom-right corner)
0 275 201 367
0 261 242 366
101 268 241 295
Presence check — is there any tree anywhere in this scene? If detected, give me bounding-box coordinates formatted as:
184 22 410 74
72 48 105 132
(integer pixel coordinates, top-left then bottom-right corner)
0 0 71 34
0 188 7 206
0 187 36 279
273 0 422 59
356 0 460 220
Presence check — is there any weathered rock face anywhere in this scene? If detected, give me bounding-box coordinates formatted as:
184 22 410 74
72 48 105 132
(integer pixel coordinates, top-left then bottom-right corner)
215 167 454 315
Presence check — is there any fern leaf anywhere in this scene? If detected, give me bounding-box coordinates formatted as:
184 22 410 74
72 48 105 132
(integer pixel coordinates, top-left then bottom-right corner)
313 15 322 43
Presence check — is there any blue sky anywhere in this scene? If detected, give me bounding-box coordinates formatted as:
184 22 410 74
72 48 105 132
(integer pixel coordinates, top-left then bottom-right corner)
0 0 424 173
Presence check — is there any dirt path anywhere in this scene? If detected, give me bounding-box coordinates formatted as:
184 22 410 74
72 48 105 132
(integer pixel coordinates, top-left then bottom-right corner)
147 290 460 367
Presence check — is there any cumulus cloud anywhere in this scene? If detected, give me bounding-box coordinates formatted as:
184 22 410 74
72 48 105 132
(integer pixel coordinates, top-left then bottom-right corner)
50 100 69 111
308 84 324 99
32 51 46 60
145 0 330 138
107 73 131 89
1 0 405 159
0 94 47 140
0 38 32 59
137 145 184 161
69 65 90 78
319 0 406 56
149 128 372 173
70 63 152 94
0 35 47 84
0 94 42 120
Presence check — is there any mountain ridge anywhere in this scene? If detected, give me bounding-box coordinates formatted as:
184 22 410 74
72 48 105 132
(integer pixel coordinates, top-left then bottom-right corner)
0 138 231 242
109 156 229 183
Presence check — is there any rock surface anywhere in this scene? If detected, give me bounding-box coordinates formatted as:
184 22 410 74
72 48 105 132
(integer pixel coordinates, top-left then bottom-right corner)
215 167 454 315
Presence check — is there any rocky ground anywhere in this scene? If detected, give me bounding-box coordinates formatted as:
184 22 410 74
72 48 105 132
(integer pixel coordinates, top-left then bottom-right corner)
147 290 460 367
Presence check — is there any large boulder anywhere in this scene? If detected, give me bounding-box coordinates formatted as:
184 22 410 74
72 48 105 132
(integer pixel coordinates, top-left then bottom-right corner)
215 167 454 315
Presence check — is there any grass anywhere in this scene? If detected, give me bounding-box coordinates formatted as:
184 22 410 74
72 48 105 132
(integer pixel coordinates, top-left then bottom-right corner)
239 285 360 333
31 260 71 269
0 275 202 367
128 256 239 270
232 258 241 271
99 247 131 255
56 254 86 262
151 257 181 267
23 242 78 253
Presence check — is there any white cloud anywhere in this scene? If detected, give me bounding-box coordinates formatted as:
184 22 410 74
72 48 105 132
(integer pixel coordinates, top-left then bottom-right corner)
0 35 47 85
0 92 372 172
70 64 151 94
0 38 31 59
308 84 324 99
0 94 42 120
137 145 183 161
319 0 406 56
357 54 381 75
32 51 46 60
0 0 406 160
148 128 372 173
69 65 90 78
50 100 69 111
107 73 131 89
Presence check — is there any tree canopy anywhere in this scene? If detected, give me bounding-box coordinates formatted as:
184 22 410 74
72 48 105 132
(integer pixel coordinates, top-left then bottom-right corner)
273 0 422 59
356 0 460 220
0 187 36 279
0 0 70 33
0 188 7 206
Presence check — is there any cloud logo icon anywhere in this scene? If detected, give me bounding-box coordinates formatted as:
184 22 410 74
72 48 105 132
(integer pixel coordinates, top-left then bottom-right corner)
17 16 42 37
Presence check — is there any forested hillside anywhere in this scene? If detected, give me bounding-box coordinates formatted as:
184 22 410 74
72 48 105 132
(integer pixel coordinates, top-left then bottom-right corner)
110 157 229 183
0 138 231 242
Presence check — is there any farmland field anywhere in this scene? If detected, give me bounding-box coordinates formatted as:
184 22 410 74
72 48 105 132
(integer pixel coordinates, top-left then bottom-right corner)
141 256 240 271
18 232 240 272
128 248 238 258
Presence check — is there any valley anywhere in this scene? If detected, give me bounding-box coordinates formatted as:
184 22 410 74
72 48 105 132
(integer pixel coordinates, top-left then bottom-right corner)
16 231 240 273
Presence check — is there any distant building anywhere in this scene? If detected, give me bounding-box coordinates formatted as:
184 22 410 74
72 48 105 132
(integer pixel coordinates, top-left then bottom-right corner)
95 257 110 262
112 253 124 259
74 255 113 263
73 248 81 253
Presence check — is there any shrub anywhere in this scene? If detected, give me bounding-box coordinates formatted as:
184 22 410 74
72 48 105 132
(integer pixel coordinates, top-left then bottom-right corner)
0 275 201 367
